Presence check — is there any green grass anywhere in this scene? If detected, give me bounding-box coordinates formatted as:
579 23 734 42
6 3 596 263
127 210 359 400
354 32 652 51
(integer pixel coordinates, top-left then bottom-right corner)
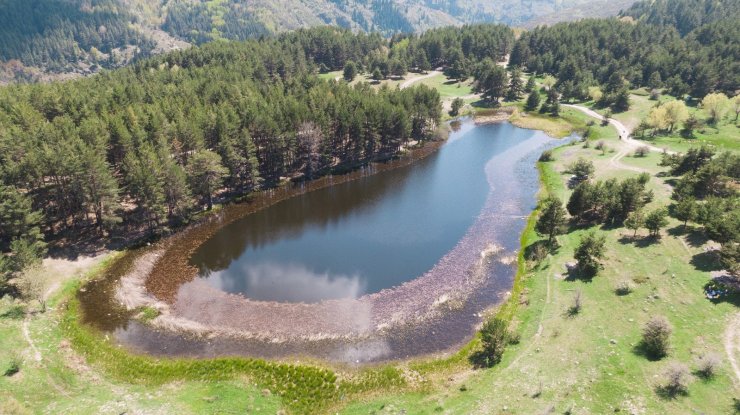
338 105 738 415
586 92 740 153
412 73 473 99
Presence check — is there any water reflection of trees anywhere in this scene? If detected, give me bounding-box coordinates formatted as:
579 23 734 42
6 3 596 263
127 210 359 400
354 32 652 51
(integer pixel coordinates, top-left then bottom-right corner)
191 156 431 273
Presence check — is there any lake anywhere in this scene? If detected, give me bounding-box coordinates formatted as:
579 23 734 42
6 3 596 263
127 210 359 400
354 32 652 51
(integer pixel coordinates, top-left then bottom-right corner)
80 119 568 363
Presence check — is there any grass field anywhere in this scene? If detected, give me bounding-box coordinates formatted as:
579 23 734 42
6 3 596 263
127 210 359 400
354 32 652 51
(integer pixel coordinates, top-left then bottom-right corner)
586 93 740 153
339 112 740 415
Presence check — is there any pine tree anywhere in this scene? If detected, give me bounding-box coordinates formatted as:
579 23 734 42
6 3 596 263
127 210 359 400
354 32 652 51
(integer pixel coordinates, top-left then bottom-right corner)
506 67 524 101
188 150 227 210
78 143 119 229
524 90 541 112
535 196 568 248
525 75 536 93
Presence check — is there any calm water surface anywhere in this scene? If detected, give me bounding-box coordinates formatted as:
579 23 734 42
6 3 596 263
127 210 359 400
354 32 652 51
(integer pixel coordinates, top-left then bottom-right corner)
188 121 501 302
81 120 569 363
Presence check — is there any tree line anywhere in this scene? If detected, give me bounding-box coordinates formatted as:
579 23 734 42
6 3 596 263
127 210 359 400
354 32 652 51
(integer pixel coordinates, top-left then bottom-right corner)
509 17 738 104
0 27 445 293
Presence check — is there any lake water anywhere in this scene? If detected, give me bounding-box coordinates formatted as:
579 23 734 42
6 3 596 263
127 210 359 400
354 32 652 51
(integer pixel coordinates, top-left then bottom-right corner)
80 120 567 363
187 121 502 303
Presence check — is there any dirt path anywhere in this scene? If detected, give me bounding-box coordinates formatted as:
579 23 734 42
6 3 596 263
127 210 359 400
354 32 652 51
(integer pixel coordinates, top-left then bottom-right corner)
22 319 42 362
725 312 740 385
564 104 676 156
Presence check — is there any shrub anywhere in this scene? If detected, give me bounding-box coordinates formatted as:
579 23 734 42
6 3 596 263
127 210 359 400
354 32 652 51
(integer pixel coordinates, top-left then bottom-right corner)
574 232 606 277
538 149 554 162
634 146 650 157
661 362 691 397
615 280 633 296
595 141 605 151
696 353 721 379
479 317 509 367
568 290 583 316
642 316 672 359
3 355 20 376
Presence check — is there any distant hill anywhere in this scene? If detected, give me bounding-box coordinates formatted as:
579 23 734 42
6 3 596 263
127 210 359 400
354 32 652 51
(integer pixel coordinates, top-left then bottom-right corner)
151 0 641 43
619 0 740 36
1 0 640 82
0 0 159 82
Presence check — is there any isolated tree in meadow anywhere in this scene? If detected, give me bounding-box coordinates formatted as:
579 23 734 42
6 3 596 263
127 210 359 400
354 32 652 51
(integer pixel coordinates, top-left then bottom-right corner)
642 316 672 359
343 61 357 82
663 100 689 132
524 90 541 112
480 317 508 367
188 150 227 210
672 198 697 228
645 208 669 237
625 208 645 237
535 196 568 248
647 106 669 133
574 232 606 277
449 98 464 116
568 158 594 183
702 92 729 123
681 115 700 138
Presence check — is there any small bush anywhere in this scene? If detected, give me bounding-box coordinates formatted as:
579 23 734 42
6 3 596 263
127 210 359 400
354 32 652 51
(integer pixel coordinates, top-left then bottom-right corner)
660 362 691 397
642 316 672 359
634 146 650 157
507 330 521 345
3 355 20 377
538 149 554 162
568 290 583 316
615 280 633 296
696 353 721 379
595 141 605 151
0 303 26 319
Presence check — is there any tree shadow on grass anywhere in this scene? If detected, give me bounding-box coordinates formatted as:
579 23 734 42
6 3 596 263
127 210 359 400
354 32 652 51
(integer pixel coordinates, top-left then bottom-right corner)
690 251 722 273
654 384 689 400
617 234 661 248
666 225 707 248
632 342 667 362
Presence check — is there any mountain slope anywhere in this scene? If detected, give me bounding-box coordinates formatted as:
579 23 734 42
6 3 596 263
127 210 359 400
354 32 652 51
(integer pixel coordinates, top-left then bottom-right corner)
0 0 639 81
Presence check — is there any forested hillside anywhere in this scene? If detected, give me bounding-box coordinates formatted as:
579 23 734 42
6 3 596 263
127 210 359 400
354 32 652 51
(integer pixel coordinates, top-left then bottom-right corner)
0 0 156 82
509 17 739 103
0 0 636 82
620 0 740 36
